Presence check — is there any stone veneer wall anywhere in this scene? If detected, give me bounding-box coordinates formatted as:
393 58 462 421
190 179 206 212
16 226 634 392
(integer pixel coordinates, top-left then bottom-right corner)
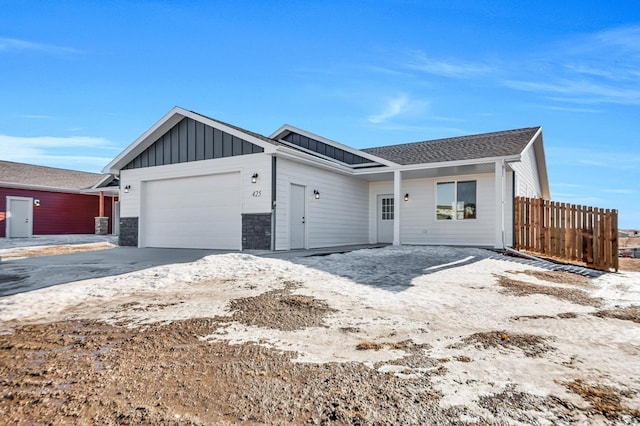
242 213 272 250
119 217 139 247
94 217 109 235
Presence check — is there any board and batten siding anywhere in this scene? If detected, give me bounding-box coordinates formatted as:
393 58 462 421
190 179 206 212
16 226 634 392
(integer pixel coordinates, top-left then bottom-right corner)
510 145 542 198
275 158 369 250
369 173 498 247
119 154 272 219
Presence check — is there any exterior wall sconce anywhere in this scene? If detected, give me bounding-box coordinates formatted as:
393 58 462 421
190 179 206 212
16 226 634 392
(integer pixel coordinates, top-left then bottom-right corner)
313 189 320 199
404 193 409 201
124 185 131 193
251 173 258 183
34 199 41 207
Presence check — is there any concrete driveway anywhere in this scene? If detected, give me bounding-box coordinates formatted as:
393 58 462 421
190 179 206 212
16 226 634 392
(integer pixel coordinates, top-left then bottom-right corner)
0 247 230 297
0 239 386 298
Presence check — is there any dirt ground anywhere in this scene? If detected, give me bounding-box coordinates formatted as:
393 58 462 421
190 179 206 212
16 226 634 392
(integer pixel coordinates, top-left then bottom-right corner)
0 243 115 261
620 257 640 272
1 244 639 424
1 268 639 425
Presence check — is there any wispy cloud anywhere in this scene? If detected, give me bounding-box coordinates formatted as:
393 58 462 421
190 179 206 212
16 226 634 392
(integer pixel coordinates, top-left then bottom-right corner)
547 146 640 171
15 114 56 119
602 188 635 194
592 25 640 54
504 25 640 105
367 94 428 124
539 105 601 114
0 135 117 172
406 50 492 78
0 37 81 54
505 78 640 105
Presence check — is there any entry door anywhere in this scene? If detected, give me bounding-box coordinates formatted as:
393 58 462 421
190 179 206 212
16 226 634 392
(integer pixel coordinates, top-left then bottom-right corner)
6 197 33 238
290 184 306 249
377 195 394 243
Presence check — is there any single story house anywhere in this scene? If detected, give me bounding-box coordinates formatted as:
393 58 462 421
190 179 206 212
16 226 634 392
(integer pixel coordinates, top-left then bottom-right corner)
103 106 549 251
1 160 119 238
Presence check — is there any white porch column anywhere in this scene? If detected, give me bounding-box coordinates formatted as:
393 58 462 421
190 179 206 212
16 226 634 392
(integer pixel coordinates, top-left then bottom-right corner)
393 170 401 246
494 159 506 249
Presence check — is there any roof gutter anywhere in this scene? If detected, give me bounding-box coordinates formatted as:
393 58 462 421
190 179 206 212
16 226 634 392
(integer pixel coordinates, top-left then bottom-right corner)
352 154 522 176
0 181 96 194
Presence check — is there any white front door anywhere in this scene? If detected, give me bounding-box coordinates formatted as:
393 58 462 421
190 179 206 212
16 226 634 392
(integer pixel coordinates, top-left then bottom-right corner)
6 197 33 238
377 194 394 243
290 184 306 249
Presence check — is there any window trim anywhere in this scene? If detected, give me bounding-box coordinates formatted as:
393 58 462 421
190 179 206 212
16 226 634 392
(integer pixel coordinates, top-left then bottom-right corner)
435 179 478 221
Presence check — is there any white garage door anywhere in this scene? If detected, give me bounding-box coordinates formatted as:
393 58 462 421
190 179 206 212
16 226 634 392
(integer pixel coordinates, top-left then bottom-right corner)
141 173 241 249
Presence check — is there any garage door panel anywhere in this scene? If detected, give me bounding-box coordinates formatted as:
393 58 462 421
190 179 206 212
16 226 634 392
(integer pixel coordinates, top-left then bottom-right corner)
142 173 241 249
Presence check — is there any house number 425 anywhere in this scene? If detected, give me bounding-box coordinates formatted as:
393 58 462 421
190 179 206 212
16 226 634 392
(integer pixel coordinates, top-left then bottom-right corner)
252 190 262 197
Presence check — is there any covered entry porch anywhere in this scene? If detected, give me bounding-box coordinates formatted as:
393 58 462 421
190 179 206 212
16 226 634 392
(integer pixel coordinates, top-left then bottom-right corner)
359 159 514 249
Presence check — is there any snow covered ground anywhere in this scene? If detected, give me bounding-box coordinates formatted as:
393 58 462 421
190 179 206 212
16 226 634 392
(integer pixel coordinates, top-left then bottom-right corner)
1 244 639 422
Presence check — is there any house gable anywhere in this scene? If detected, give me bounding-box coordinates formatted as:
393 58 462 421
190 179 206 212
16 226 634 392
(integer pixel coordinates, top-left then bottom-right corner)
122 117 264 170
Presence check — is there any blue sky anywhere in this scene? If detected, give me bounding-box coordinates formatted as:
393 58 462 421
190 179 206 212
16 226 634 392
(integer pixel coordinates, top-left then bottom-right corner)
1 1 639 228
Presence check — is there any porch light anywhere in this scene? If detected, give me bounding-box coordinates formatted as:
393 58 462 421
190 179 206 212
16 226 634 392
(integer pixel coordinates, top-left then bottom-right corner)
251 173 258 183
404 193 409 201
124 185 131 193
313 189 320 199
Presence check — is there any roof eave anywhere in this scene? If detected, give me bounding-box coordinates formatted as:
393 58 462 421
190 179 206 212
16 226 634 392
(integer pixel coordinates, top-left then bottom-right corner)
270 124 398 167
352 154 522 175
102 106 187 174
0 181 92 194
274 146 368 175
103 106 278 174
533 130 551 199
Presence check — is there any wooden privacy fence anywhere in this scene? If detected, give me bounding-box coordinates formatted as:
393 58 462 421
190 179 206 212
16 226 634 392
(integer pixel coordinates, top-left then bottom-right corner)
514 197 618 271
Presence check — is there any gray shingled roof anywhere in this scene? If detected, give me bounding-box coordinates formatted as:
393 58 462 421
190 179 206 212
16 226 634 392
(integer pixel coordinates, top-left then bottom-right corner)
0 160 105 190
362 127 540 165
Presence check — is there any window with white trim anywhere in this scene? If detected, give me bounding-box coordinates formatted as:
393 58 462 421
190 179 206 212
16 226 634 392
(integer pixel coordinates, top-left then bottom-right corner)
436 180 477 220
381 197 394 220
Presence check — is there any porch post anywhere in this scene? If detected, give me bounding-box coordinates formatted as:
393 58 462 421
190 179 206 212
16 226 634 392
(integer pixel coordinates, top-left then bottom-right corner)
495 160 505 249
95 191 109 235
99 191 105 217
393 170 401 246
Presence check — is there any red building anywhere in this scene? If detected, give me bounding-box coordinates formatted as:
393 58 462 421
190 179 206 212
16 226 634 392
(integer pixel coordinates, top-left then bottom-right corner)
1 160 119 238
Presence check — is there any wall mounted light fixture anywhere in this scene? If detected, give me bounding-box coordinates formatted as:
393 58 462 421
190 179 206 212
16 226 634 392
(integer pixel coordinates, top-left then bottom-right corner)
124 185 131 193
313 189 320 199
251 173 259 183
34 199 41 207
404 193 409 201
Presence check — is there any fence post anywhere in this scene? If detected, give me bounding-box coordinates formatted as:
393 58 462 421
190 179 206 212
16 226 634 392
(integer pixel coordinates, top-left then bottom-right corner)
612 210 619 271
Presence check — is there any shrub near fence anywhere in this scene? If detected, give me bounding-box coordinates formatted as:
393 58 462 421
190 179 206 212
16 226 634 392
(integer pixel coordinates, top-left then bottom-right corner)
514 197 618 271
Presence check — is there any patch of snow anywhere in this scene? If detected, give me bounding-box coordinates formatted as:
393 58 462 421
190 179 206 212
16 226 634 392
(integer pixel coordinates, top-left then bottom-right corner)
0 246 638 417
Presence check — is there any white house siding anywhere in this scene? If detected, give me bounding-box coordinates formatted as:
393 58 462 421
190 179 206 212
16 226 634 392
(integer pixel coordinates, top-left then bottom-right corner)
511 145 542 198
504 170 515 247
119 153 272 247
275 158 369 250
369 173 497 247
